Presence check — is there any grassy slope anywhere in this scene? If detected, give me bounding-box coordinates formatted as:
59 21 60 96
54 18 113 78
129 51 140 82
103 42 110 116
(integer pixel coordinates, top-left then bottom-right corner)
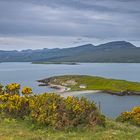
46 75 140 92
1 117 140 140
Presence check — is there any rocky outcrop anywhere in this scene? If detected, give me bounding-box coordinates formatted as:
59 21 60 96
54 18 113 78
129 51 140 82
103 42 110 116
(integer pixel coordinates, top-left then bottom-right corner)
104 90 140 96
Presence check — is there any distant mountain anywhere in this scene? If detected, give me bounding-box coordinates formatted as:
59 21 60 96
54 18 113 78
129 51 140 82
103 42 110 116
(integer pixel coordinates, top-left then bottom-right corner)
97 41 136 49
0 41 140 63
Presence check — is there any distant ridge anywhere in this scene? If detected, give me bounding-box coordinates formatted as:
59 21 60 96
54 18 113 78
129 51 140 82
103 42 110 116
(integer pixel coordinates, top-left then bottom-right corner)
0 41 140 63
97 41 136 48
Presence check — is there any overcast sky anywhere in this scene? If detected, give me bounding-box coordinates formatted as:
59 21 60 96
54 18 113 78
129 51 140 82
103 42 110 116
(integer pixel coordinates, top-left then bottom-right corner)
0 0 140 50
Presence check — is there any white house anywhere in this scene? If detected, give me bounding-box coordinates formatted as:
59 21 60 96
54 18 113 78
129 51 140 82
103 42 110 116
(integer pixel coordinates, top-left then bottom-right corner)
79 84 87 89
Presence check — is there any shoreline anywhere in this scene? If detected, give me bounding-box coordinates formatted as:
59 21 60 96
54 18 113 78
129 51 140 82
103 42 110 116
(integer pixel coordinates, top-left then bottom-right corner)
38 76 140 96
39 83 102 97
48 84 140 96
58 90 101 97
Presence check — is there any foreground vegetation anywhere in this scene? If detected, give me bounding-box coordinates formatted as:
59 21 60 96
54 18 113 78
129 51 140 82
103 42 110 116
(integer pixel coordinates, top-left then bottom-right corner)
39 75 140 95
117 106 140 126
1 116 140 140
0 83 105 129
1 83 140 139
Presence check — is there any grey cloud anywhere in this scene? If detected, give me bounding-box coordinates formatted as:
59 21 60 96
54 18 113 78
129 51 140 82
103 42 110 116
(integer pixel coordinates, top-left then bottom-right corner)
10 0 140 14
0 0 139 49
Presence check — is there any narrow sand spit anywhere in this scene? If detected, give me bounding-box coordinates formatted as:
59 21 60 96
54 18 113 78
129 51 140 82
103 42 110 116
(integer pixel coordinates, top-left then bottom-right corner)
49 84 67 92
58 90 101 98
49 84 101 97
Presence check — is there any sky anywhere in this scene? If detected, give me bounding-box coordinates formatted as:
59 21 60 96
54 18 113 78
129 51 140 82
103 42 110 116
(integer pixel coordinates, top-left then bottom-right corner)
0 0 140 50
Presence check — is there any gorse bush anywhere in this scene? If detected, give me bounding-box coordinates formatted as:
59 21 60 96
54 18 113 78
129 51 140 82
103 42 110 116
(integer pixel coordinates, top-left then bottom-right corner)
117 106 140 126
5 83 20 95
0 83 105 129
0 83 32 118
30 94 105 129
0 93 30 118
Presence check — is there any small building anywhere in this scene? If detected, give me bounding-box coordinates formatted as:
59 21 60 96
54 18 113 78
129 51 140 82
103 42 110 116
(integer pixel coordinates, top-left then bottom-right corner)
65 87 71 91
79 84 87 89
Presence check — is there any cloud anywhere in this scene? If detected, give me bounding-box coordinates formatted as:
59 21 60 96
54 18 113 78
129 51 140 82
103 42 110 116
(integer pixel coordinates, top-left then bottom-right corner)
0 36 102 50
0 0 139 49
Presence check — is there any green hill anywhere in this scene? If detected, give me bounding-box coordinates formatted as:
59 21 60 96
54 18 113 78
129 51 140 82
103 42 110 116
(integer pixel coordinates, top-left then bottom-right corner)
38 75 140 95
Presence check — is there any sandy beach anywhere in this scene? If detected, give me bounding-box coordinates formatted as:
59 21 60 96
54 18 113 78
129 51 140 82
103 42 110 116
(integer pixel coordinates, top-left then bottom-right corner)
58 90 101 97
48 84 101 97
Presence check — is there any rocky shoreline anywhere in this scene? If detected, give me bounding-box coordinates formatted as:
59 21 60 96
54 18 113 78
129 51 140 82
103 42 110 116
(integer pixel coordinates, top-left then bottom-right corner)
103 90 140 96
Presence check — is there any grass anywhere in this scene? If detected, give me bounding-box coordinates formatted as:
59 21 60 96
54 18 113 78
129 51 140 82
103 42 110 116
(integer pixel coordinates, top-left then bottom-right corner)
44 75 140 93
1 116 140 140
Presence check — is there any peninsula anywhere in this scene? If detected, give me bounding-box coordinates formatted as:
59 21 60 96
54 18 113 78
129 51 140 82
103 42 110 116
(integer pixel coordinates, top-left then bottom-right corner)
38 75 140 96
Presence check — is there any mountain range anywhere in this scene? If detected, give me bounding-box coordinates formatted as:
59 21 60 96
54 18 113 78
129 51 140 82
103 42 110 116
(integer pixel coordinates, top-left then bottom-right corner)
0 41 140 63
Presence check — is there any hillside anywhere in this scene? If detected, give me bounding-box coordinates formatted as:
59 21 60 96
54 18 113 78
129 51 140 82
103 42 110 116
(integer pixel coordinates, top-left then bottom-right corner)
1 117 140 140
0 41 140 62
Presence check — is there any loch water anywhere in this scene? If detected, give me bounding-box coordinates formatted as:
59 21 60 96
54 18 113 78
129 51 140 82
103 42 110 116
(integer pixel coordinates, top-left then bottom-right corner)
0 62 140 118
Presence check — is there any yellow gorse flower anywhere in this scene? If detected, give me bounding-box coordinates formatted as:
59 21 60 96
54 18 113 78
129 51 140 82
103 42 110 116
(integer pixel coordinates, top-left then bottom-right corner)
132 107 140 115
22 87 32 95
117 106 140 126
6 83 20 91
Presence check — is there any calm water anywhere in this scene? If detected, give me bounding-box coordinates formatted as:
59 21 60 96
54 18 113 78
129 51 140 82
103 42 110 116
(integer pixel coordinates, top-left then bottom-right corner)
0 62 140 118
